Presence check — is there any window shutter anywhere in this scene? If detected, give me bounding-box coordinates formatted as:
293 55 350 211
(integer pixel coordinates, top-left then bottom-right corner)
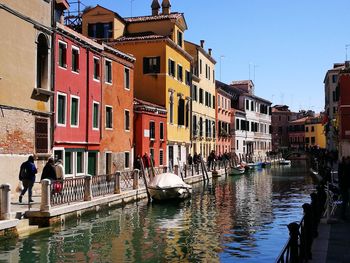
143 58 148 74
35 118 48 154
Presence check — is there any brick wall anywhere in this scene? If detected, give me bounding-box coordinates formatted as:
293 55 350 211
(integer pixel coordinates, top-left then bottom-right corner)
0 108 34 154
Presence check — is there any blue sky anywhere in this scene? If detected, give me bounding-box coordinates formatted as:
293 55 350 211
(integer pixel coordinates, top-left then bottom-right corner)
77 0 350 112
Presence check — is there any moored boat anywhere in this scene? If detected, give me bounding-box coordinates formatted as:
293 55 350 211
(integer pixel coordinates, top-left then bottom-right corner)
148 173 192 201
229 166 245 175
279 159 291 165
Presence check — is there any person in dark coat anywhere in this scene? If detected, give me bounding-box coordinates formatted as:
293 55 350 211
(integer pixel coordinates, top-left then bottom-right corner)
142 152 151 168
187 153 193 166
19 155 37 203
339 156 350 219
41 157 57 181
134 154 142 170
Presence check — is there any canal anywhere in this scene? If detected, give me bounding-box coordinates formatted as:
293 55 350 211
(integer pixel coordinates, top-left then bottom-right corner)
0 161 315 263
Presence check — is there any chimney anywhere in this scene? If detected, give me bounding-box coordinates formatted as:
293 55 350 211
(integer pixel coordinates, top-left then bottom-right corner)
151 0 160 16
208 48 212 56
200 40 205 48
162 0 171 15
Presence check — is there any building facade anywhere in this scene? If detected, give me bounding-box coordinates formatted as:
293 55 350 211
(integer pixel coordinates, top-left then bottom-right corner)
288 117 306 150
305 115 326 149
0 0 55 188
271 105 297 151
338 65 350 158
216 87 233 155
134 99 167 167
324 63 344 152
185 40 216 158
230 81 272 159
53 23 103 177
81 2 192 168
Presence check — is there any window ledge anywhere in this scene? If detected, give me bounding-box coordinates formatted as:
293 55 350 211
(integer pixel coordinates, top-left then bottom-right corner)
34 88 55 97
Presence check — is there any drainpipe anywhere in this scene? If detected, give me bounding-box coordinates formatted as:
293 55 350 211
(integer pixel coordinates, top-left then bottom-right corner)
50 1 56 154
86 48 90 151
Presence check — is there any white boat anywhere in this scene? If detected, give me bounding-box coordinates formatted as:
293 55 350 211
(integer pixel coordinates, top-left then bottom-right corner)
279 159 291 165
229 166 245 175
148 173 192 201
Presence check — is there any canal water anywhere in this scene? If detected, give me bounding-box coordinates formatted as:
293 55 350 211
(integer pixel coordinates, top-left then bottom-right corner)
0 161 315 263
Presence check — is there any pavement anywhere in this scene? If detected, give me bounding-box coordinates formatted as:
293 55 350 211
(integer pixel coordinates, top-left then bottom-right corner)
311 207 350 263
10 194 41 218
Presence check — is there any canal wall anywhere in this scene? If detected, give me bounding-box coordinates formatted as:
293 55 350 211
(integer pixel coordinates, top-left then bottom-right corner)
0 168 222 238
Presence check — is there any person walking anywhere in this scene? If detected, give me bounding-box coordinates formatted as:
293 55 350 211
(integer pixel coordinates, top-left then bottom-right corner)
134 155 142 170
55 159 65 180
41 157 57 181
338 156 350 219
187 153 193 166
18 155 37 203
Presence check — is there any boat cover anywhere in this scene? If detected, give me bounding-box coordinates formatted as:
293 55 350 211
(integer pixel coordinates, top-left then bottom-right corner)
149 173 192 189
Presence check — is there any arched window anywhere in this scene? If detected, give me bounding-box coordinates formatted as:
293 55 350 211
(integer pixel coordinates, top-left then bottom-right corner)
37 34 49 89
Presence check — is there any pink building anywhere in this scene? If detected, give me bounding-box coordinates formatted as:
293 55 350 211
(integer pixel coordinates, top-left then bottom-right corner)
216 87 234 155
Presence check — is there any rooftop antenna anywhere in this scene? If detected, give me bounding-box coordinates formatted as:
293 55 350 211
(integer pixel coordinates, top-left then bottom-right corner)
346 44 350 61
219 55 225 81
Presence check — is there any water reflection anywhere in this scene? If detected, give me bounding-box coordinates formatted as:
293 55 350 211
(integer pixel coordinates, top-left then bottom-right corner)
0 161 314 263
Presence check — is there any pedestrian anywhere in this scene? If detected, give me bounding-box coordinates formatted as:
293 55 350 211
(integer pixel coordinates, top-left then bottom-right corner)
55 159 65 180
18 155 37 203
187 153 193 166
41 157 57 181
142 152 151 169
53 159 65 194
134 154 142 170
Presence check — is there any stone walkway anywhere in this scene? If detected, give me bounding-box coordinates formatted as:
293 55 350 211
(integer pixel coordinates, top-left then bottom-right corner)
311 209 350 263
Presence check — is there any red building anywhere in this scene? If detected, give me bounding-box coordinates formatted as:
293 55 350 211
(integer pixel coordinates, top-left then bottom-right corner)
134 99 167 167
216 87 234 155
338 67 350 157
53 23 103 176
100 44 135 173
288 117 307 150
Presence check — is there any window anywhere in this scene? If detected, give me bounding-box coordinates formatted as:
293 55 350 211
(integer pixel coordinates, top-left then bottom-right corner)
93 57 100 80
213 96 215 109
236 119 240 130
124 68 130 90
246 100 249 110
58 41 67 68
185 70 191 86
178 145 181 161
205 64 208 79
177 64 183 82
77 151 84 174
168 59 176 77
93 102 99 129
105 106 113 129
169 92 174 124
199 59 202 74
177 30 183 47
311 137 315 144
70 96 79 127
306 137 310 144
150 121 155 139
199 88 204 104
332 75 338 83
178 98 185 126
105 59 112 84
159 149 164 166
65 151 73 175
57 93 66 125
35 118 48 154
305 127 309 132
199 117 203 137
72 47 79 73
36 34 49 89
160 122 164 140
193 85 198 101
88 152 97 175
125 110 130 131
88 22 113 39
193 115 197 136
251 101 254 111
143 57 160 74
185 101 190 128
124 152 130 169
105 152 112 175
311 126 315 132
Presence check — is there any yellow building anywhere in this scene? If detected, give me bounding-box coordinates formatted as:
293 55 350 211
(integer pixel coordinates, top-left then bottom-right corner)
0 0 61 192
184 40 216 158
82 1 192 167
305 115 326 149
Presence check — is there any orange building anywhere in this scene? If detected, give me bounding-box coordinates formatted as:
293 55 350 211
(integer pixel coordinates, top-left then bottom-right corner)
100 44 136 173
